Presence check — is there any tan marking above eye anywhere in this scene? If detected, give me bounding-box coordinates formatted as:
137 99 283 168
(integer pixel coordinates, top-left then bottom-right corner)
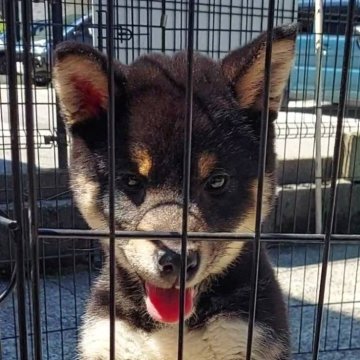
198 153 217 180
132 147 152 177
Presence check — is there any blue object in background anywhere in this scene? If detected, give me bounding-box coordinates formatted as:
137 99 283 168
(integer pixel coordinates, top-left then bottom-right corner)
288 0 360 105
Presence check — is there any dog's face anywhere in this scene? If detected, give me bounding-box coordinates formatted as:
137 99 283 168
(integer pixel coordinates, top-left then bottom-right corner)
53 24 296 323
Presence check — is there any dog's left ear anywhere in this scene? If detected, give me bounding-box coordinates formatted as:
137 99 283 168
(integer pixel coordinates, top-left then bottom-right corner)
222 23 297 113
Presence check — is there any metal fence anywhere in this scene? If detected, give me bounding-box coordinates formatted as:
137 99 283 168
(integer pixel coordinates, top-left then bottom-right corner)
0 0 360 359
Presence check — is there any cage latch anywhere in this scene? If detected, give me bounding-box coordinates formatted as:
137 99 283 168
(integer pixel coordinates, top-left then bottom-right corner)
44 135 58 144
0 213 18 232
161 14 168 28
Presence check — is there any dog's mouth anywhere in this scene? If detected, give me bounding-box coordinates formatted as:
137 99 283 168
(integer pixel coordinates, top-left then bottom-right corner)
144 282 195 324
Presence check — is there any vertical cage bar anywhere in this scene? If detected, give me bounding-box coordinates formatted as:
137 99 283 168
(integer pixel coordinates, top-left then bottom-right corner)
5 0 29 358
51 0 67 169
178 0 195 359
161 0 166 53
98 2 103 52
21 0 42 358
245 0 275 359
106 0 116 359
314 0 324 234
311 1 356 359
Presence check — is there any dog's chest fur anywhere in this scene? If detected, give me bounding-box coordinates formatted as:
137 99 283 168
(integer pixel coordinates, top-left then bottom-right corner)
80 316 281 360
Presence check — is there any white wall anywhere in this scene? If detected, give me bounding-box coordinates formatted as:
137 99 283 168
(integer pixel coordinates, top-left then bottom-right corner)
92 0 298 63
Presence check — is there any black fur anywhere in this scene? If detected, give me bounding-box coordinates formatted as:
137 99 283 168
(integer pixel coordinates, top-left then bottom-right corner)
53 23 297 360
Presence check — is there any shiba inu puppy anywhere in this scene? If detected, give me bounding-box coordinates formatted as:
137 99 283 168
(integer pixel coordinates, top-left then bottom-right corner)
53 23 297 360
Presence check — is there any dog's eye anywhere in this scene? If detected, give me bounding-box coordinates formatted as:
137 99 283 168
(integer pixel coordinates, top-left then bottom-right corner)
205 173 229 192
120 174 144 191
127 176 140 187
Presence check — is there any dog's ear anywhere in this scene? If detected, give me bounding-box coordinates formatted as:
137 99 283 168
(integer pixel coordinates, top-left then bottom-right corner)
53 42 123 125
222 23 297 113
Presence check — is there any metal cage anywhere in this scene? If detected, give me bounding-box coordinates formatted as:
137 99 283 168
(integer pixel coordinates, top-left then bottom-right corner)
0 0 360 359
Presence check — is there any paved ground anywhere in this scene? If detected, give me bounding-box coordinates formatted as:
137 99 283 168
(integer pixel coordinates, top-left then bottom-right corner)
0 244 359 359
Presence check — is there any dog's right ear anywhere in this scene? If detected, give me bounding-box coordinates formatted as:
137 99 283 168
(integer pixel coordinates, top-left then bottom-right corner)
53 42 121 126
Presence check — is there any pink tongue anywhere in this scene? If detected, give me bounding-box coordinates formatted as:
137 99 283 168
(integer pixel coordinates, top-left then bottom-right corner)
145 283 194 323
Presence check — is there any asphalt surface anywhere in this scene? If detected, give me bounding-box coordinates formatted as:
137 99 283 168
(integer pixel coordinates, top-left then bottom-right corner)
0 244 359 359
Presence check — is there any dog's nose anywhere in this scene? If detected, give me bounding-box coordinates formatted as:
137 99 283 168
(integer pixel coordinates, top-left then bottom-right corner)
157 248 200 281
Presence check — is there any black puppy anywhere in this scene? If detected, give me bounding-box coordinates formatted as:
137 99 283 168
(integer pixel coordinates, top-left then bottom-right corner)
53 23 296 360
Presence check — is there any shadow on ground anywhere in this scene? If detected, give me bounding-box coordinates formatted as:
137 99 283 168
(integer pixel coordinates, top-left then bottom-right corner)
0 242 359 359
